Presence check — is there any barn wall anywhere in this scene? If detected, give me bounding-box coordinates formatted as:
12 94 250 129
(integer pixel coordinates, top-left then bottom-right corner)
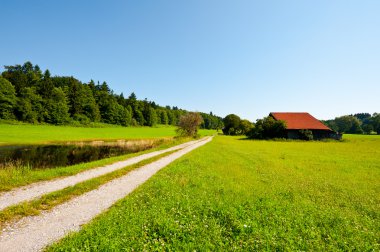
287 130 300 139
286 130 342 140
313 130 332 140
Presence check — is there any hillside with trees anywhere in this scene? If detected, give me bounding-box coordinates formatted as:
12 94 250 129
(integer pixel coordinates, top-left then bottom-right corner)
0 62 223 129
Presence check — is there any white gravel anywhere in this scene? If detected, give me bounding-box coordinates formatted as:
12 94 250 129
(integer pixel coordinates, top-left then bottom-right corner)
0 138 205 211
0 136 212 252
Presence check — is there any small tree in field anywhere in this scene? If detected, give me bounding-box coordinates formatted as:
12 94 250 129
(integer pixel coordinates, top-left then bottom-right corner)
176 112 203 137
222 114 241 135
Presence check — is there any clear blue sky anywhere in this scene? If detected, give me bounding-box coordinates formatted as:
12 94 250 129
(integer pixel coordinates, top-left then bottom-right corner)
1 0 379 120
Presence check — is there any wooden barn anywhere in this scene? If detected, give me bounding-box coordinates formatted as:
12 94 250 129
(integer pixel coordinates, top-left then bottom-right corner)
269 112 342 140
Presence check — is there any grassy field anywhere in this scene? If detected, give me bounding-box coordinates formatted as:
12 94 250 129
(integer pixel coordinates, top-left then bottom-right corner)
0 123 215 145
49 135 380 251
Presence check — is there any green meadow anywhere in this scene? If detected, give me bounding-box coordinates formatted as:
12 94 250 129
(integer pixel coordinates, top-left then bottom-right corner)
0 123 215 145
49 135 380 251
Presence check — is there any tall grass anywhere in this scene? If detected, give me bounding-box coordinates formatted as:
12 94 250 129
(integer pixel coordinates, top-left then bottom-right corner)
0 160 32 185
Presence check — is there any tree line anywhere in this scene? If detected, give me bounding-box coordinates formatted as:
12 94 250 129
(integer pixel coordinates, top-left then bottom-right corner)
322 113 380 134
0 62 223 129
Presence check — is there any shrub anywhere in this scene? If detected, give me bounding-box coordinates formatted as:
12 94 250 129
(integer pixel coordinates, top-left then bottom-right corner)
247 116 287 139
176 112 203 137
239 119 254 135
73 114 91 125
298 129 313 140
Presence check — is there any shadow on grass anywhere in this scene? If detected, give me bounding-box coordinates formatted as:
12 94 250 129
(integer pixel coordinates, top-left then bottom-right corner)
233 136 345 143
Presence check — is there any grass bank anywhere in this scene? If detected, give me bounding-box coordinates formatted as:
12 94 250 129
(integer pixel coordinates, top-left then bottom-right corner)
49 135 379 251
0 123 216 145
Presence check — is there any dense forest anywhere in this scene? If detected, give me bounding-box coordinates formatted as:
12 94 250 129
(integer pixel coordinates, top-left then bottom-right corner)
323 113 380 134
0 62 223 129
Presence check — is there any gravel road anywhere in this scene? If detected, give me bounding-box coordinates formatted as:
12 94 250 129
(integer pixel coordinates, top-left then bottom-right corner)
0 138 205 211
0 136 212 252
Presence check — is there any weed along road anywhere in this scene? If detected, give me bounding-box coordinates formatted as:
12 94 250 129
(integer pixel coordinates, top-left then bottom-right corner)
0 137 212 252
0 138 206 211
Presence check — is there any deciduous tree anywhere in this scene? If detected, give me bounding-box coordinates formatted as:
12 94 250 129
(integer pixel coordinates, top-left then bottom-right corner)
223 114 241 135
0 77 17 119
176 112 203 137
247 116 287 139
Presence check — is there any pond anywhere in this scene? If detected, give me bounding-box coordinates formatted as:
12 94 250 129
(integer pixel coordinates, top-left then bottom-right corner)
0 139 158 170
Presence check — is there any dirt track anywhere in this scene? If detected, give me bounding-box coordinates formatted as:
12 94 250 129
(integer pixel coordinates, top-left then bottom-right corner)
0 138 205 211
0 137 212 252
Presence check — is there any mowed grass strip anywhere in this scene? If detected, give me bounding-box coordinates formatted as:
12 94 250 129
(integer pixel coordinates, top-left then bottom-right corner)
0 123 215 145
49 135 379 251
0 150 177 231
0 137 193 191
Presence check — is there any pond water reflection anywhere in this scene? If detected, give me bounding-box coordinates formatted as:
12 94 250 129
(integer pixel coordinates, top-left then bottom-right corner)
0 140 157 169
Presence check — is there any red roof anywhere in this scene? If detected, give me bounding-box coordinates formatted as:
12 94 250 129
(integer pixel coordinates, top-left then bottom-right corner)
270 112 332 130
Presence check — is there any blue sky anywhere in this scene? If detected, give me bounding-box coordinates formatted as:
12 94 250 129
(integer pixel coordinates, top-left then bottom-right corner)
1 0 379 120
